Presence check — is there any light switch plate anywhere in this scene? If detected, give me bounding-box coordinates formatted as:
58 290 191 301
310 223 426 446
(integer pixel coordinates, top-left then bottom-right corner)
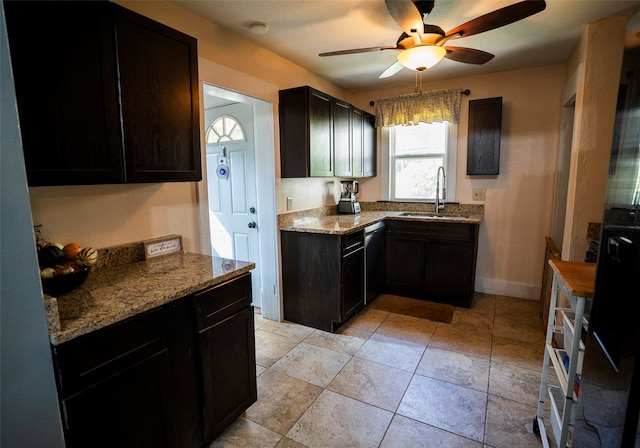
286 197 293 210
472 188 486 201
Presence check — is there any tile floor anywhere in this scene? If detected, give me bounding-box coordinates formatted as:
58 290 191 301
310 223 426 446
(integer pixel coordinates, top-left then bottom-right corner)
210 293 554 448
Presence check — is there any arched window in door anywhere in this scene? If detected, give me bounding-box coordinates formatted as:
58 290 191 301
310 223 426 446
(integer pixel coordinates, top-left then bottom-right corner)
206 116 245 143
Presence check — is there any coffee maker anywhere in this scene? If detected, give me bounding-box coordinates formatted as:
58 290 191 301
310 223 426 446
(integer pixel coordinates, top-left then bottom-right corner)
338 180 361 214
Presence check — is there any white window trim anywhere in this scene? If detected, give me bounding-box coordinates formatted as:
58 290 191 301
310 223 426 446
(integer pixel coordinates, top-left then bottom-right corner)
381 123 457 202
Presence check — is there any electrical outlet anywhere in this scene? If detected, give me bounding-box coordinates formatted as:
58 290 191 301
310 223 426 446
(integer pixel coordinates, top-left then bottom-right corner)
286 197 293 211
472 188 486 201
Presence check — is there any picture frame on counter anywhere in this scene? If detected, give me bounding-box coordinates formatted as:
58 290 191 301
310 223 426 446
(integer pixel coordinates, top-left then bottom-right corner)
143 234 183 259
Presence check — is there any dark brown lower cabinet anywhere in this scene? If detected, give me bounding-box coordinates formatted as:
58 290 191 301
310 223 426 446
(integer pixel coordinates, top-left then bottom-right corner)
194 275 257 440
385 220 479 307
281 229 364 332
51 273 255 448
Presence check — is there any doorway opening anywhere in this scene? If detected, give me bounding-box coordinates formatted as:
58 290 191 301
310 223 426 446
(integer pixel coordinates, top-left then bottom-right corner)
198 83 280 321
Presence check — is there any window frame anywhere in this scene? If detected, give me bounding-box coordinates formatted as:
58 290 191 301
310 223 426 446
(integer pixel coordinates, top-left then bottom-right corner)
381 121 457 202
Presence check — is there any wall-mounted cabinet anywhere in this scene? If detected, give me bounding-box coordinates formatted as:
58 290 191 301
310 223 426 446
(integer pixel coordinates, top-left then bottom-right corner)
4 1 201 186
467 97 502 176
279 86 376 179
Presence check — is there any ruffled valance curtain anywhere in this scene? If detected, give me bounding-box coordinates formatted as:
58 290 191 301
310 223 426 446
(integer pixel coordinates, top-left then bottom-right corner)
374 88 463 127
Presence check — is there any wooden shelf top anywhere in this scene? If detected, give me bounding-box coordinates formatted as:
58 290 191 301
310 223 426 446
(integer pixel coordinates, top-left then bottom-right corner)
549 259 596 298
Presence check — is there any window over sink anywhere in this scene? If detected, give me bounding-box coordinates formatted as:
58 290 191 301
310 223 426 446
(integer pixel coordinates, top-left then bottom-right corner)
381 121 457 202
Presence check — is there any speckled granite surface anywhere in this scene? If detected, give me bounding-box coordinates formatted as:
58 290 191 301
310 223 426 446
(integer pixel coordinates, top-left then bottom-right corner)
48 252 254 345
279 202 483 234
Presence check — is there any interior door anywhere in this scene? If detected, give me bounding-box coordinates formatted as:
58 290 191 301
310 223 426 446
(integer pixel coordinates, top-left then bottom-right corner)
205 103 261 307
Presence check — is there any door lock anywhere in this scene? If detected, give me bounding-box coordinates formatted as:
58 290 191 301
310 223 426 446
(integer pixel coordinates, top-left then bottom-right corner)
249 207 256 214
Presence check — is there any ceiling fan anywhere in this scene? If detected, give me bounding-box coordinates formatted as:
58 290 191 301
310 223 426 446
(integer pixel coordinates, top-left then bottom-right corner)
319 0 547 78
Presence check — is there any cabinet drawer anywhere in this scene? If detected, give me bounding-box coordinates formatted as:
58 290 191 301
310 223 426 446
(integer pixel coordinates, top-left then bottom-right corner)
194 274 252 331
342 230 364 255
386 220 475 242
53 308 166 397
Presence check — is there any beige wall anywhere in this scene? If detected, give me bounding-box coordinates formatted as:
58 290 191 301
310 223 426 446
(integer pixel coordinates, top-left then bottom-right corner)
562 12 631 261
26 1 623 300
353 65 565 298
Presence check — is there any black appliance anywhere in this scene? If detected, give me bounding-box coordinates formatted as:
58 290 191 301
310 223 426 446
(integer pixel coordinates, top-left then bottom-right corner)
573 51 640 447
364 221 385 305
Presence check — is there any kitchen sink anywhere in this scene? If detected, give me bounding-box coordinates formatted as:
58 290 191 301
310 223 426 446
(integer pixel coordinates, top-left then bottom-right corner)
398 212 472 220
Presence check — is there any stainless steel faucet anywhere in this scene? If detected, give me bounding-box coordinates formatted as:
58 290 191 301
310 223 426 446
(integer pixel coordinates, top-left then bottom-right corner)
435 166 446 212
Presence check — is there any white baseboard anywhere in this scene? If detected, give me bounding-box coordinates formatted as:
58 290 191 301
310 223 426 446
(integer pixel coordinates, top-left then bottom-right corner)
474 277 540 300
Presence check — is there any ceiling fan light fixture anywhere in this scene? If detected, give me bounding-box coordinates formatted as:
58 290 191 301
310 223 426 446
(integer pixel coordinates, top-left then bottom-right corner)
397 46 446 71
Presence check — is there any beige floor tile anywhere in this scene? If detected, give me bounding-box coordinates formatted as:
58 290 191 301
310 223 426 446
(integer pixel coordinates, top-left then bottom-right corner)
244 369 323 435
380 414 483 448
374 312 437 345
303 326 370 355
286 389 393 448
275 437 306 448
494 296 539 317
417 346 490 392
429 324 493 359
397 374 488 442
327 356 413 411
209 417 281 448
493 314 545 345
254 329 300 368
488 361 542 405
346 307 389 332
256 364 266 377
469 293 497 317
450 308 494 335
355 332 426 372
491 336 544 371
254 313 270 330
270 342 351 387
260 320 316 342
484 395 542 448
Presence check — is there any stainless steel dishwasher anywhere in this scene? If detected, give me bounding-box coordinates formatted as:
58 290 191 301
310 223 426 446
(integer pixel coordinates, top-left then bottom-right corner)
364 221 385 305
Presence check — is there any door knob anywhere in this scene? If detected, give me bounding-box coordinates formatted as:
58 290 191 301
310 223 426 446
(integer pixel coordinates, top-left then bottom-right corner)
248 221 257 229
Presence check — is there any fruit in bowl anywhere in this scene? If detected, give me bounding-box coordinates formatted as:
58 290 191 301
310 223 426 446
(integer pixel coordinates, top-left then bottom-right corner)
38 242 98 296
41 267 91 297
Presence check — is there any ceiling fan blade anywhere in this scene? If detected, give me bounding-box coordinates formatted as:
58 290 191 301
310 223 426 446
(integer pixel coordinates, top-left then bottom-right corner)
444 47 494 64
445 0 546 39
319 46 397 57
384 0 424 36
379 60 404 78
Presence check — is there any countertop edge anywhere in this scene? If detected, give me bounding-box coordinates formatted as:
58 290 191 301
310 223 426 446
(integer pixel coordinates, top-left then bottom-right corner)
49 255 255 346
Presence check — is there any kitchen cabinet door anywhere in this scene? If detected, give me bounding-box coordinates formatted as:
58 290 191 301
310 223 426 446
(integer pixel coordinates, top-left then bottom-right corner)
309 90 334 177
194 274 256 441
385 235 426 296
61 351 174 448
197 306 256 440
5 1 201 186
114 6 202 183
334 100 352 178
4 1 124 186
52 308 179 448
351 108 364 178
425 240 476 306
363 112 377 177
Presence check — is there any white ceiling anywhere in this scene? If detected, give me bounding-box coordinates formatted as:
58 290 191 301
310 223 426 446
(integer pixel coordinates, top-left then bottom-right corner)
173 0 640 92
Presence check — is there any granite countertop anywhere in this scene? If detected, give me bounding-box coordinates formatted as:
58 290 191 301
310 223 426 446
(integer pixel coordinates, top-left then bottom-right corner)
47 252 254 345
279 206 483 235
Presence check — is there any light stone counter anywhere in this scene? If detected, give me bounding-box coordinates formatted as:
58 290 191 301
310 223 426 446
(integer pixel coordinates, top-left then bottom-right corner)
48 252 254 345
279 202 483 235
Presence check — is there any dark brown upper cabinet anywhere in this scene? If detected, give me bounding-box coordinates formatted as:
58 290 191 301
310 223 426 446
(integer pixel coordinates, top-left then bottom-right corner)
279 86 376 179
467 97 502 176
5 1 201 186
